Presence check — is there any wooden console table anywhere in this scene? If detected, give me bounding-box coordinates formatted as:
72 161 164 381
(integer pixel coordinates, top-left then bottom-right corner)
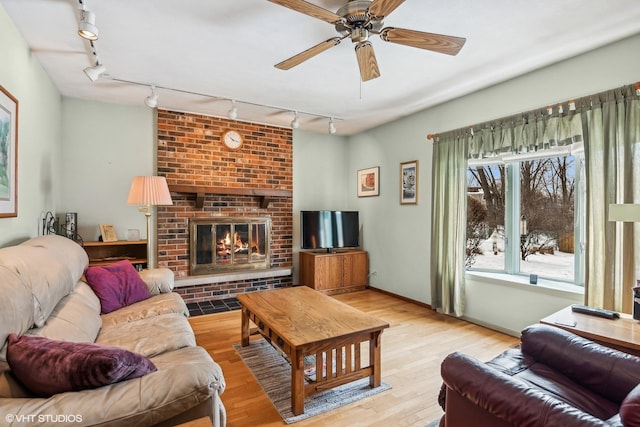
540 306 640 356
299 250 368 295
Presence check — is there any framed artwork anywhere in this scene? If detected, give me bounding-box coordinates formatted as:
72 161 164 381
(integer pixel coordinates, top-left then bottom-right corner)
357 166 380 197
400 160 418 204
99 224 118 242
0 86 18 218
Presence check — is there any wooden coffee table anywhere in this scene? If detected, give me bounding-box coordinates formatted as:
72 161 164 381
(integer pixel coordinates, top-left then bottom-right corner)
237 286 389 416
541 305 640 356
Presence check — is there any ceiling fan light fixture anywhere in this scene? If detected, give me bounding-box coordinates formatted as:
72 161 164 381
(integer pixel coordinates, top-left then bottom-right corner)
83 63 106 81
290 112 300 129
78 9 99 40
144 86 158 108
328 118 337 134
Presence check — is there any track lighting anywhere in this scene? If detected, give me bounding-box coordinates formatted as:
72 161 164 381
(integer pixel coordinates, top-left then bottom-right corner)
328 118 337 134
83 63 106 81
290 112 300 129
78 8 99 40
144 86 158 108
228 100 238 120
104 77 343 131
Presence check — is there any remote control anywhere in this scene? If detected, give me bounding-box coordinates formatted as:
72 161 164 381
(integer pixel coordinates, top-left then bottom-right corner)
571 304 620 319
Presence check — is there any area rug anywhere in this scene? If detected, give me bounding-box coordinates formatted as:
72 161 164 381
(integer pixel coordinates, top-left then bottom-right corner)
234 339 392 424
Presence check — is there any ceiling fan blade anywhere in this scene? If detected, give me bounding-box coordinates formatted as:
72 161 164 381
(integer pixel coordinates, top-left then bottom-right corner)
380 27 466 55
267 0 342 24
275 37 342 70
367 0 405 20
355 41 381 82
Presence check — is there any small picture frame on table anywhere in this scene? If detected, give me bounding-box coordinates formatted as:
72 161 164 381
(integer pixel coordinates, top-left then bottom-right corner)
99 224 118 242
400 160 418 205
357 167 380 197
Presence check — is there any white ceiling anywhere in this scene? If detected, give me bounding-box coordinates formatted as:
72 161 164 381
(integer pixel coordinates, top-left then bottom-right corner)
3 0 640 135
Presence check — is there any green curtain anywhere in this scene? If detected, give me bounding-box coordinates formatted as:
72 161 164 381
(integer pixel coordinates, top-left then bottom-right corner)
584 84 640 311
431 131 469 316
430 82 638 316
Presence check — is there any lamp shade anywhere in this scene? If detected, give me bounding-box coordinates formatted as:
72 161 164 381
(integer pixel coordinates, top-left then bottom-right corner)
609 204 640 222
127 176 173 206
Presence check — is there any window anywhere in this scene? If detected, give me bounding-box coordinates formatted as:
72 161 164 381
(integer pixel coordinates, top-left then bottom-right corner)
466 152 585 285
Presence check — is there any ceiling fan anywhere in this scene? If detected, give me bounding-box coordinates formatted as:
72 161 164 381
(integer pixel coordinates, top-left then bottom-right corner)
268 0 466 81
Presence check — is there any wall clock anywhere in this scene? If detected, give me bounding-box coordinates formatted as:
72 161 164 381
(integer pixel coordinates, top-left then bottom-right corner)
222 130 243 150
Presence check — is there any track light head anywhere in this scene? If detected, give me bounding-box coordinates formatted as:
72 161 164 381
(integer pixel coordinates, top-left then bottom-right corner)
78 9 99 40
228 101 238 120
290 112 300 129
328 118 337 134
83 63 106 81
145 86 158 108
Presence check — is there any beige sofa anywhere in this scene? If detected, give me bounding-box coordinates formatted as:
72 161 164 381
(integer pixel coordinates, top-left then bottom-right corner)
0 235 226 427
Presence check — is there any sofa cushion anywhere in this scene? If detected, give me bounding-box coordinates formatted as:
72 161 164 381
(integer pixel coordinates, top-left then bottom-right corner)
27 281 102 344
138 268 175 295
101 292 189 328
20 235 89 285
521 324 640 403
97 312 196 358
85 260 150 314
6 333 157 397
0 235 88 328
0 363 33 398
0 266 35 362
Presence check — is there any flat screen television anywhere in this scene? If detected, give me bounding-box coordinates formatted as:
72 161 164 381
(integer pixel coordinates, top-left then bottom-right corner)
300 210 359 251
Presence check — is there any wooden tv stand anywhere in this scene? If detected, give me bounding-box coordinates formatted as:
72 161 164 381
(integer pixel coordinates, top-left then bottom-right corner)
299 249 368 295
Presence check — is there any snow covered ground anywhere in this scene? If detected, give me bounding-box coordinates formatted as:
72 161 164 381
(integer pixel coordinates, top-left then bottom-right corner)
471 233 574 281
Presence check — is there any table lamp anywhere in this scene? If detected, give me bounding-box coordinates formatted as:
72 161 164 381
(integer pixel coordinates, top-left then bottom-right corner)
609 204 640 319
127 176 173 269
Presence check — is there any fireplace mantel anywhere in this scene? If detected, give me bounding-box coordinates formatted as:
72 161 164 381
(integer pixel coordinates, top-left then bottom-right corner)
169 184 292 208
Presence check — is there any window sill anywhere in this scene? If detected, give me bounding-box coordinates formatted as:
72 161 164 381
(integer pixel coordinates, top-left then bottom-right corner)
466 270 584 297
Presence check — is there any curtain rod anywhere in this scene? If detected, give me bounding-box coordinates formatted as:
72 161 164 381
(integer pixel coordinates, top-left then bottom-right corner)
426 81 640 142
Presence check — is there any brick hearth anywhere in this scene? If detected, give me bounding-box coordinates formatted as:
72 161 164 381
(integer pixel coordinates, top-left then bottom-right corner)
155 110 293 303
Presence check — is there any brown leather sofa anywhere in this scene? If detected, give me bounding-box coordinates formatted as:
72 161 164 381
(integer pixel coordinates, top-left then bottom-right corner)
439 324 640 427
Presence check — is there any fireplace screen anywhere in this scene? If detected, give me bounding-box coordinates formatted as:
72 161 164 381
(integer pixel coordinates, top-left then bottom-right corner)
190 217 270 275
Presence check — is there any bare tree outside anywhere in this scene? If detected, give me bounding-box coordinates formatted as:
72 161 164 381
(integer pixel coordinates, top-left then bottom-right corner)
466 155 575 281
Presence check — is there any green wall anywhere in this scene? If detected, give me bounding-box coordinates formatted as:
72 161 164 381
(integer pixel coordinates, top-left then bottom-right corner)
0 6 63 246
60 98 154 242
348 33 640 333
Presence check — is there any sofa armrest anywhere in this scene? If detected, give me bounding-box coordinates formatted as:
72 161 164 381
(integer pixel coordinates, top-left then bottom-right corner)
521 324 640 403
441 352 611 427
139 268 175 295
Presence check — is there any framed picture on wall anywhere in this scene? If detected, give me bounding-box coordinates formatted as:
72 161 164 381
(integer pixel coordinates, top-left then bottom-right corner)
0 85 18 218
400 160 418 204
357 166 380 197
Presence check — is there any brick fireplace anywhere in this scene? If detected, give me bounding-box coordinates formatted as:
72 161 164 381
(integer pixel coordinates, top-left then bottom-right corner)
155 110 293 303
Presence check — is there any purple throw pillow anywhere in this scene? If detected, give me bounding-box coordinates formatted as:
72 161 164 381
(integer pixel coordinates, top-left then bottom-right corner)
6 333 157 397
84 260 150 314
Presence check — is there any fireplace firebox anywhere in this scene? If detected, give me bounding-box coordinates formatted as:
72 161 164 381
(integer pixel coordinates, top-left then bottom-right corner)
190 217 271 275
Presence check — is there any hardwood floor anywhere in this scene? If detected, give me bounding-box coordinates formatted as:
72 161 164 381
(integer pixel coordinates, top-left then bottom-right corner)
189 289 519 427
